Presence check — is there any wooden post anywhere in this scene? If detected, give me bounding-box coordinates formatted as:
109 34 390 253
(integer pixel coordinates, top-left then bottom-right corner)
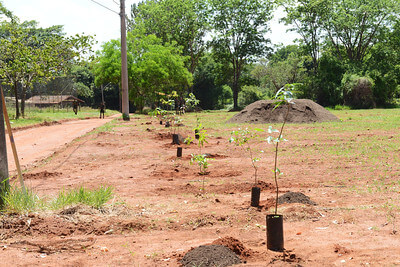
0 86 9 205
1 86 25 192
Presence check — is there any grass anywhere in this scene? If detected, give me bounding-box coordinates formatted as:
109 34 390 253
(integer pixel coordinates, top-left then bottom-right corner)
1 185 114 213
1 186 46 213
4 105 119 128
51 186 114 210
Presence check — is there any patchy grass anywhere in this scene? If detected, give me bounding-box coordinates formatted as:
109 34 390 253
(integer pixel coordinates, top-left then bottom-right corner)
51 186 114 210
5 106 119 128
1 185 114 213
1 186 46 213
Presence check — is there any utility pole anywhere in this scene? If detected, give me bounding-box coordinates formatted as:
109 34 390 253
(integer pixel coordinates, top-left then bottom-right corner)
0 89 9 206
120 0 130 121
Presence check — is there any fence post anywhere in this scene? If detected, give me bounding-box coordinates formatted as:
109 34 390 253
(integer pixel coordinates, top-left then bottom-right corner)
0 88 9 206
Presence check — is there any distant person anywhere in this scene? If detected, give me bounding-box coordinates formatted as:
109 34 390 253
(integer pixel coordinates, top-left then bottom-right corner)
73 100 78 115
99 102 105 119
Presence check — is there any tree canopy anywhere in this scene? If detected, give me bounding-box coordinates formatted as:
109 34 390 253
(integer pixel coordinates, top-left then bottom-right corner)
209 0 274 110
130 0 209 74
0 18 94 118
94 32 192 112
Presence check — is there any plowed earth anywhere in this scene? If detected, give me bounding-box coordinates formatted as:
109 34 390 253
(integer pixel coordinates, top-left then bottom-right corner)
1 113 400 266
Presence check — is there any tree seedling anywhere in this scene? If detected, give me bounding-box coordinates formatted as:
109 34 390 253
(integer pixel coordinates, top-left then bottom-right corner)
190 123 212 191
184 93 200 112
267 84 295 215
229 127 263 185
230 127 264 206
193 117 202 139
150 107 167 124
172 116 182 135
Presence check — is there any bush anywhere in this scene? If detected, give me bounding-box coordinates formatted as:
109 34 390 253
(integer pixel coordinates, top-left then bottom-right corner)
238 85 264 108
341 74 375 109
334 104 351 110
216 85 233 109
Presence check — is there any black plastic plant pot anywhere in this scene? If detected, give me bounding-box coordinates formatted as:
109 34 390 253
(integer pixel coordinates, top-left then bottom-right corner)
195 129 200 139
172 134 180 145
266 214 284 251
177 147 182 157
250 186 261 207
160 120 163 125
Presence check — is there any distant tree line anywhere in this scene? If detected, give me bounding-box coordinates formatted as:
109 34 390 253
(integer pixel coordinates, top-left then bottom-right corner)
0 1 94 119
1 0 399 117
96 0 400 111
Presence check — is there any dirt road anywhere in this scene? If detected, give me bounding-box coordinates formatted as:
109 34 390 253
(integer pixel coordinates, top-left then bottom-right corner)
5 115 119 172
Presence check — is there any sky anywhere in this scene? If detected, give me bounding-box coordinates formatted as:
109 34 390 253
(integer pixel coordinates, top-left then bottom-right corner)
3 0 299 52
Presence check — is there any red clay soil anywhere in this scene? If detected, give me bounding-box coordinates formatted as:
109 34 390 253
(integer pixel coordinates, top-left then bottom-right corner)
5 115 116 171
1 114 400 266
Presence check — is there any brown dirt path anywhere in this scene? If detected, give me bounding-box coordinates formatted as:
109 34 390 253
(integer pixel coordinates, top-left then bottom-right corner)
5 114 120 172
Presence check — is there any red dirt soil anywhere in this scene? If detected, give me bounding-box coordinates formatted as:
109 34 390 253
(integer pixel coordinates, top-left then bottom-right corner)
1 114 400 266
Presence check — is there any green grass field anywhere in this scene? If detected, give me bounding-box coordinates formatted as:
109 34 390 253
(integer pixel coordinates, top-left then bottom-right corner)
3 106 119 128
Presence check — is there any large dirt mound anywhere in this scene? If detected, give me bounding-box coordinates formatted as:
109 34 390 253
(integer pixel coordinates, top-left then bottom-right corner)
228 99 340 124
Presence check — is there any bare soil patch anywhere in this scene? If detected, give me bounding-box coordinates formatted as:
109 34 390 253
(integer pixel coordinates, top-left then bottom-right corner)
1 114 400 266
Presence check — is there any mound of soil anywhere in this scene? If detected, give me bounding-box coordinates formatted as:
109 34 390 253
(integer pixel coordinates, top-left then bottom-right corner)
277 191 317 205
181 245 241 267
212 237 253 258
227 99 339 124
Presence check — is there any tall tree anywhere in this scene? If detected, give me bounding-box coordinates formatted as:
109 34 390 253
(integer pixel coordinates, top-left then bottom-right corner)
0 0 13 20
365 20 400 106
208 0 273 110
323 0 399 63
94 33 192 112
0 20 94 118
130 0 209 74
279 0 328 74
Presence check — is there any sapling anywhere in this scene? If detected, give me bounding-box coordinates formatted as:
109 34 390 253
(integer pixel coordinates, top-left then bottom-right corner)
150 107 167 124
193 117 202 139
229 128 263 185
190 124 212 190
264 84 296 252
172 116 182 134
184 136 194 145
267 84 295 215
184 93 200 112
160 92 177 127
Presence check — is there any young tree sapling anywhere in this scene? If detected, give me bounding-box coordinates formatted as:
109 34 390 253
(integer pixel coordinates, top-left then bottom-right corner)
267 84 295 214
229 128 263 185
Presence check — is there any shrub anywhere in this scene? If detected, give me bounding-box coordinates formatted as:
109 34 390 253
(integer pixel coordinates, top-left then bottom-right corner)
238 85 264 108
342 74 375 109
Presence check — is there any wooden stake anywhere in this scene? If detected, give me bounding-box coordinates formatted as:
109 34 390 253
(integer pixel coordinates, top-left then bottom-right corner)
0 86 25 191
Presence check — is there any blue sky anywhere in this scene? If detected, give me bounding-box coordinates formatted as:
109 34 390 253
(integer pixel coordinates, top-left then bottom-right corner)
3 0 298 51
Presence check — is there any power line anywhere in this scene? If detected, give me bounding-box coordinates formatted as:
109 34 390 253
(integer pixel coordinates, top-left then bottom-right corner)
88 0 119 15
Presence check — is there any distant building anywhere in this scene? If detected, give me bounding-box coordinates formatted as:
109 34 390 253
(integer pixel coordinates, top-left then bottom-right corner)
26 95 85 108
